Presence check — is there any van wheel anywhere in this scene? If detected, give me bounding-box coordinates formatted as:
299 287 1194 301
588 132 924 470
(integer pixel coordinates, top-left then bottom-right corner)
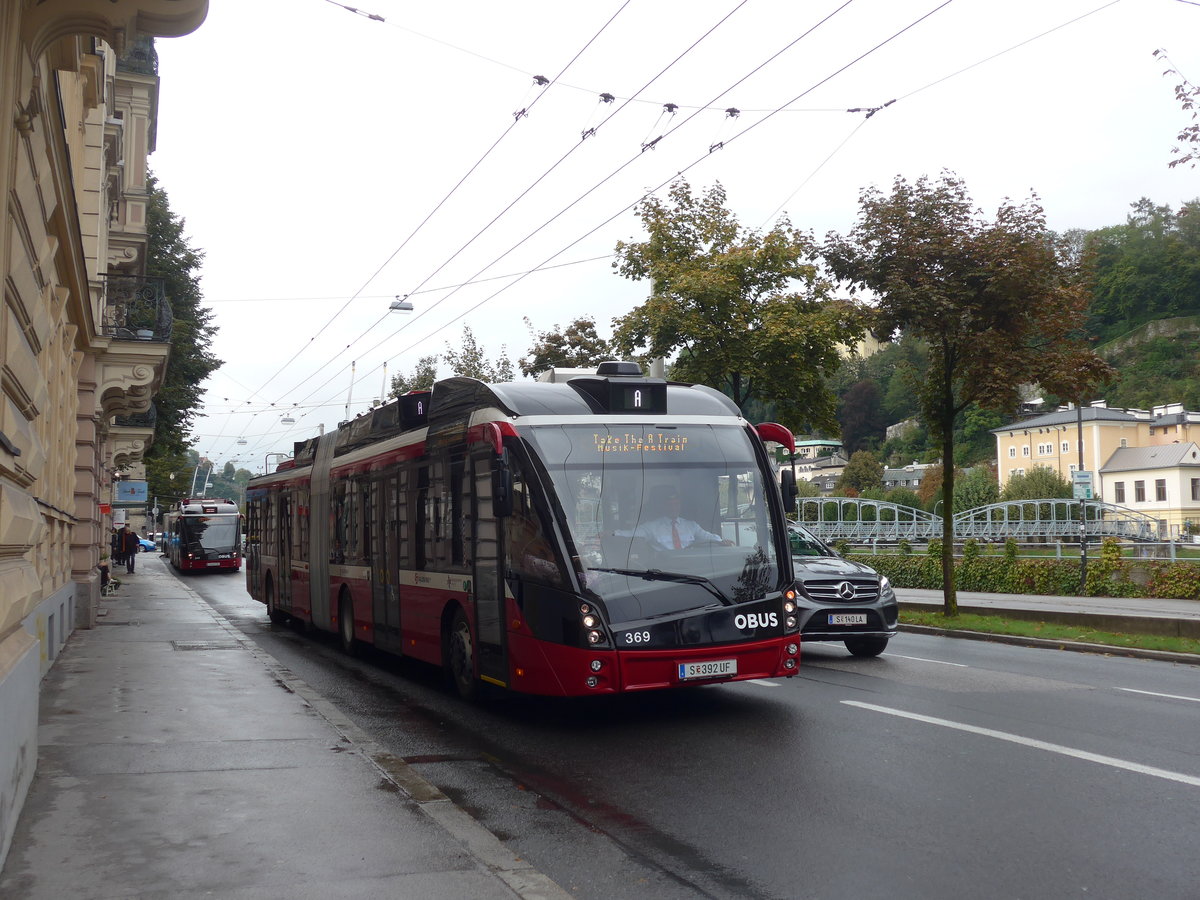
446 608 478 701
845 636 889 657
339 594 357 655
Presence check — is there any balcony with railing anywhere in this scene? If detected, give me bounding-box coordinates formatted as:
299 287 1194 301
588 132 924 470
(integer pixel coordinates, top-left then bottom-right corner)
101 275 173 342
97 276 172 440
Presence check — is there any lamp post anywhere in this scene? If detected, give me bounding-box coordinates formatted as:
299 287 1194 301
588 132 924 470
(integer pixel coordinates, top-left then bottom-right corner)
1077 401 1087 591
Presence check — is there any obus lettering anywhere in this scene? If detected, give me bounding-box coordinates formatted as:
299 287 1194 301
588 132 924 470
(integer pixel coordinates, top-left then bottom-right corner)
735 612 778 630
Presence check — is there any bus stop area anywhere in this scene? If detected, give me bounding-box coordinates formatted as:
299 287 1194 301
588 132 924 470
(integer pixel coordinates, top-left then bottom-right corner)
0 557 570 900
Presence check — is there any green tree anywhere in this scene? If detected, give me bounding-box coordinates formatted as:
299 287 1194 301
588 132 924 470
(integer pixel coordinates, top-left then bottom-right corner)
142 174 222 507
1085 199 1200 342
1154 48 1199 169
389 354 439 397
520 316 613 378
885 486 921 510
824 172 1111 615
838 379 885 453
1001 466 1072 501
836 450 884 495
954 465 999 512
443 325 514 382
612 179 865 433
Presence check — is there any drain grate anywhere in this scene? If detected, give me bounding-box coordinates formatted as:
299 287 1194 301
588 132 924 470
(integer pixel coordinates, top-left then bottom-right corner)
171 640 240 651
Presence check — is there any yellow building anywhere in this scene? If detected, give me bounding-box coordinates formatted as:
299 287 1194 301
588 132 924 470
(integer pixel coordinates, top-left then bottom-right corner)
993 401 1200 536
0 0 207 867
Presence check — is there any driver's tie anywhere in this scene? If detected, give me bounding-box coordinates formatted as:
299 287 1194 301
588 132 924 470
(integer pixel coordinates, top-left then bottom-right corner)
671 519 682 549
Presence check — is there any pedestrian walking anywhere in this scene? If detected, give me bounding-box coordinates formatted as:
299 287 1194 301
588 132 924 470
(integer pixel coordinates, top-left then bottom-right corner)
118 524 140 574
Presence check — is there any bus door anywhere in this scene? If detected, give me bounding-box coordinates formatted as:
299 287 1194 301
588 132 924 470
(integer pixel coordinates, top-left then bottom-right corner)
278 491 293 609
246 502 261 596
371 473 402 653
309 434 336 630
471 449 506 686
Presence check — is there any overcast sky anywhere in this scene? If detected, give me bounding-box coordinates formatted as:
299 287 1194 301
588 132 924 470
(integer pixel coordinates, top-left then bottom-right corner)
149 0 1198 475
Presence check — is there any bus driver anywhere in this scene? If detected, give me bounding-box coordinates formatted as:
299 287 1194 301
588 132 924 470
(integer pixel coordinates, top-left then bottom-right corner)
613 486 732 550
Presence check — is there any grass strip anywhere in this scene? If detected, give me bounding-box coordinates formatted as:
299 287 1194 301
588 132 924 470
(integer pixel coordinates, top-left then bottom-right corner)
899 609 1200 656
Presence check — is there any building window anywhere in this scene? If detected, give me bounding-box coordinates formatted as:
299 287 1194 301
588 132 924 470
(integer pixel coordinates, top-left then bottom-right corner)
1022 446 1030 457
1120 438 1128 448
1062 441 1070 453
1156 479 1167 502
1115 482 1125 503
1135 481 1146 502
1009 447 1016 459
1192 478 1200 501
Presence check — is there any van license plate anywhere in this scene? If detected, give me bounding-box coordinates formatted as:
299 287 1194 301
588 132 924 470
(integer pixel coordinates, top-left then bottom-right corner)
829 613 867 625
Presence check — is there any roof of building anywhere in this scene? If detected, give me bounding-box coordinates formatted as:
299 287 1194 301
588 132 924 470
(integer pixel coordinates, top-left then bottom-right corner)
1100 442 1200 473
992 406 1144 433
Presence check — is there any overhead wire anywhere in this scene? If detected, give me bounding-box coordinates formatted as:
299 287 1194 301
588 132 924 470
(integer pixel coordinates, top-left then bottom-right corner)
239 0 636 415
280 0 890 414
207 0 1119 469
268 0 757 408
243 1 633 405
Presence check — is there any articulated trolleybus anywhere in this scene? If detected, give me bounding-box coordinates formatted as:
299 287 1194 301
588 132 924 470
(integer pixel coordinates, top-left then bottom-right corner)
165 497 243 572
245 362 803 698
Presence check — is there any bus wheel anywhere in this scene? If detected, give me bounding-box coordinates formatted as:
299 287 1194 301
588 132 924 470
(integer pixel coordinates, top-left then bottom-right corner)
265 579 286 625
338 594 357 656
446 608 478 701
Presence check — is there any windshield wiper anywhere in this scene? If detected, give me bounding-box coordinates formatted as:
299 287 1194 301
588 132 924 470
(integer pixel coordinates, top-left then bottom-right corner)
587 567 730 605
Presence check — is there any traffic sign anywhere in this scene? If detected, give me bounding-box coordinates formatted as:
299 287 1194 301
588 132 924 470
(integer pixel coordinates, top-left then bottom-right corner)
1072 470 1093 500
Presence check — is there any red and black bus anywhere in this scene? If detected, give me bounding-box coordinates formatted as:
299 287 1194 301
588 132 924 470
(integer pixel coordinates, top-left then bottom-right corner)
244 362 803 698
165 498 243 572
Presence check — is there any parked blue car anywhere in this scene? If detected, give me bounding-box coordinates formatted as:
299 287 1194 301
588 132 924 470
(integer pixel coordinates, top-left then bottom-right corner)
137 537 155 552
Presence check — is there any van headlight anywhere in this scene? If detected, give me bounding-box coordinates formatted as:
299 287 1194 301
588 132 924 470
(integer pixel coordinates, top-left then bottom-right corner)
880 575 896 602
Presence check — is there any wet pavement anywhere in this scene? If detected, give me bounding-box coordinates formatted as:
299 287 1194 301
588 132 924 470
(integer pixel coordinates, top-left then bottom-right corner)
0 557 570 899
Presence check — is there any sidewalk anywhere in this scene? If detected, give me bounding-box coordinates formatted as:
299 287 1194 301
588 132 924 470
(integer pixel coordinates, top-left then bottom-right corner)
0 557 570 900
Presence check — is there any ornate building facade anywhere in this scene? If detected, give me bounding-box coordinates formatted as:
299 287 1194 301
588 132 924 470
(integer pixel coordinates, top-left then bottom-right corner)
0 0 207 867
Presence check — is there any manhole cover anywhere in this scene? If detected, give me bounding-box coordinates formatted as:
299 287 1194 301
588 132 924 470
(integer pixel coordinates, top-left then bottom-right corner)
171 641 240 651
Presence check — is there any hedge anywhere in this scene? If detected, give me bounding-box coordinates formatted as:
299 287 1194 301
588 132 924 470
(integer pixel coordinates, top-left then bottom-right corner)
851 538 1200 600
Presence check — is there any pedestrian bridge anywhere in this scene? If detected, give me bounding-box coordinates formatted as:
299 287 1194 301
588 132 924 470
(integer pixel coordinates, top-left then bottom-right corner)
798 497 1165 542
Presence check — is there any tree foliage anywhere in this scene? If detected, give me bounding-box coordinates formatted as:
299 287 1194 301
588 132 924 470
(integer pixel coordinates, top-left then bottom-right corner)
142 174 222 506
1001 466 1071 501
823 172 1112 614
519 316 613 378
612 179 865 433
442 325 515 382
954 465 999 512
836 450 884 495
389 354 439 397
1085 199 1200 343
1155 49 1200 169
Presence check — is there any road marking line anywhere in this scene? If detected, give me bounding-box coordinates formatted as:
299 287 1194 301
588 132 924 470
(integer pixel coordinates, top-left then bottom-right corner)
747 679 781 687
886 653 968 667
1118 687 1200 704
843 700 1200 789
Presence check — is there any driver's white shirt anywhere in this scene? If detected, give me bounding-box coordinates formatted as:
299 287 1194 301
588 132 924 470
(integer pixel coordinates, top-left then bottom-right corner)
619 516 724 550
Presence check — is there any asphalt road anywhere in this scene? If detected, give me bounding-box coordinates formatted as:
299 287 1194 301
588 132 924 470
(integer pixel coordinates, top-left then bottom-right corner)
192 571 1200 900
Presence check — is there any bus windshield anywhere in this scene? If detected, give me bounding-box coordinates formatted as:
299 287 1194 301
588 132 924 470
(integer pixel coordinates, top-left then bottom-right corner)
180 516 239 554
522 423 785 624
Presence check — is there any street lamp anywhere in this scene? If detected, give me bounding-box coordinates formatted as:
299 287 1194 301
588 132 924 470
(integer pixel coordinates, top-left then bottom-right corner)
1077 401 1087 591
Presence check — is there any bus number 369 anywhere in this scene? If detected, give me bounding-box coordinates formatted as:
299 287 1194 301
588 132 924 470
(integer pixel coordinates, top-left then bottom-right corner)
622 631 651 644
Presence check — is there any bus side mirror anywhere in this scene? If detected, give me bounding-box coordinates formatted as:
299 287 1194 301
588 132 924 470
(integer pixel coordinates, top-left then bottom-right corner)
781 469 798 515
493 454 513 518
